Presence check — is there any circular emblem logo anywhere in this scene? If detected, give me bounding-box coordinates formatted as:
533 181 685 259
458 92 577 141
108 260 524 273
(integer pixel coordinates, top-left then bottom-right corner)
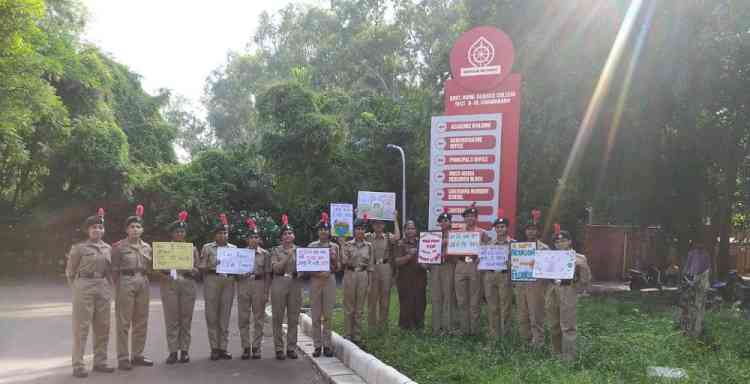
449 26 515 92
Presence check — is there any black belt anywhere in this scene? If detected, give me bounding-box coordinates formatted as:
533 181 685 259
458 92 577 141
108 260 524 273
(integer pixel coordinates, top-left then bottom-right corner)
237 273 266 280
77 272 106 279
346 266 367 272
206 271 233 278
119 270 145 276
556 280 573 286
375 259 390 265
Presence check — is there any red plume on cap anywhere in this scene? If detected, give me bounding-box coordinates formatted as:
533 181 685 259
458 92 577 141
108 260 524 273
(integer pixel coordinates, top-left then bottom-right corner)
281 214 289 226
97 208 105 218
531 208 541 224
362 213 369 222
321 212 329 225
219 213 228 226
178 211 188 223
443 207 450 213
554 223 561 236
498 208 505 218
246 218 257 230
135 204 144 218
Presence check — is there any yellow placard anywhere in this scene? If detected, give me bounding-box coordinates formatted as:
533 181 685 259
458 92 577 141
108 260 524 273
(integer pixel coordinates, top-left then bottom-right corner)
153 242 194 270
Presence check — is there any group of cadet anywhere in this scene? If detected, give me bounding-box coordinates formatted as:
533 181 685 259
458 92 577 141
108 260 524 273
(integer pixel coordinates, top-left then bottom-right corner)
65 203 591 379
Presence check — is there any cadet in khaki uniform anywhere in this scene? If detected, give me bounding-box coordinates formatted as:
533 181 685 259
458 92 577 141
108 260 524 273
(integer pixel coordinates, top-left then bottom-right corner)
112 205 154 370
307 212 340 357
546 228 591 360
159 211 199 364
514 210 549 348
66 209 115 378
431 209 455 335
454 204 484 336
482 210 514 340
237 218 271 360
340 217 374 343
271 214 302 360
365 214 400 330
395 220 427 329
198 214 236 361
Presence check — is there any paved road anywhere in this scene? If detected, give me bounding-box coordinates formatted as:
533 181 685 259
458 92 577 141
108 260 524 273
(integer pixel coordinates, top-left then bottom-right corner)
0 278 323 384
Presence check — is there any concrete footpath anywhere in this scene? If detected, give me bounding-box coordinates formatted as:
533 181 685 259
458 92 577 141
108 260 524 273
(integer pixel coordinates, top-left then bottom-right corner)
0 278 323 384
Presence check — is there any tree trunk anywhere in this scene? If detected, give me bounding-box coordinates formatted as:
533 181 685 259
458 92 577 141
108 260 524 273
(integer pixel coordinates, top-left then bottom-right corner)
717 145 739 279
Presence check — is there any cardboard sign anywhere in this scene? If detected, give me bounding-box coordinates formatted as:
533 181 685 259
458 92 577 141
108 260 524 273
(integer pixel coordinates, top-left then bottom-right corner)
296 247 331 272
478 244 509 271
357 191 396 221
152 242 194 270
447 231 481 256
330 203 353 237
532 250 575 280
510 242 536 282
217 247 255 275
418 232 443 264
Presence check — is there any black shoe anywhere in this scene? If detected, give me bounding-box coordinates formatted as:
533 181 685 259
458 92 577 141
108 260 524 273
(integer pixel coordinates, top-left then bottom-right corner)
251 348 261 359
118 360 132 371
132 356 154 367
286 350 298 359
92 365 115 373
210 349 220 361
179 350 190 363
312 347 321 357
166 352 178 365
218 350 232 360
323 347 334 357
73 367 88 378
275 351 286 360
241 348 251 360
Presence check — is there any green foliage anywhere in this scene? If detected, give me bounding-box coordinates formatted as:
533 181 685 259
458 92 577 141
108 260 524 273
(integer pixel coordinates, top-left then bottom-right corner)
331 291 750 383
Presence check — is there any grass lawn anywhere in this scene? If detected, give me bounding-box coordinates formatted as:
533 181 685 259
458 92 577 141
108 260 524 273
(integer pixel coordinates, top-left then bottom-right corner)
318 287 750 383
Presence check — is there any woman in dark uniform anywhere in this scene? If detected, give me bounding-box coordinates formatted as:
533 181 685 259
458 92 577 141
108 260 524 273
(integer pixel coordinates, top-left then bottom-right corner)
395 220 427 329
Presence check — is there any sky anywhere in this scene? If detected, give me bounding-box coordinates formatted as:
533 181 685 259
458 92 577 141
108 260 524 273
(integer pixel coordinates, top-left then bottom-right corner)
82 0 295 114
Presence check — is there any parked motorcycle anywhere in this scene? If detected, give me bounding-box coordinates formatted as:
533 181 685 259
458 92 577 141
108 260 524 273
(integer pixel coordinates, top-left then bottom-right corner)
627 265 662 291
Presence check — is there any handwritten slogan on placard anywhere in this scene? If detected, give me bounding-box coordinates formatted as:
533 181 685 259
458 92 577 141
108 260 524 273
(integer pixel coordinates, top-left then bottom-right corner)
330 203 353 237
356 191 396 221
152 242 194 270
418 232 443 264
478 244 509 271
296 247 331 272
532 250 575 280
447 231 481 256
510 242 536 282
217 248 255 275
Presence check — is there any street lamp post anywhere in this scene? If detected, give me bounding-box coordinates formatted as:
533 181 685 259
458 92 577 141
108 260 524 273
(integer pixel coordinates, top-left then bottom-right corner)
386 144 406 225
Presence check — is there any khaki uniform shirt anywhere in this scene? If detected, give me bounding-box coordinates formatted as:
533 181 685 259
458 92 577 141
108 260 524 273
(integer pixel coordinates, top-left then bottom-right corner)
198 242 237 271
343 239 374 271
365 232 397 264
307 240 341 275
66 240 111 283
111 239 152 273
250 246 272 275
271 245 298 275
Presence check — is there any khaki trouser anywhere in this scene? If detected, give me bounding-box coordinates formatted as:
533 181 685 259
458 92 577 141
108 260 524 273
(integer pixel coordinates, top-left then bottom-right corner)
160 277 197 353
310 274 336 348
546 283 577 360
116 274 150 361
203 274 235 350
482 271 513 339
367 264 392 329
454 261 480 335
515 281 546 347
430 263 455 333
271 276 302 352
236 277 267 350
343 270 369 341
72 278 111 368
